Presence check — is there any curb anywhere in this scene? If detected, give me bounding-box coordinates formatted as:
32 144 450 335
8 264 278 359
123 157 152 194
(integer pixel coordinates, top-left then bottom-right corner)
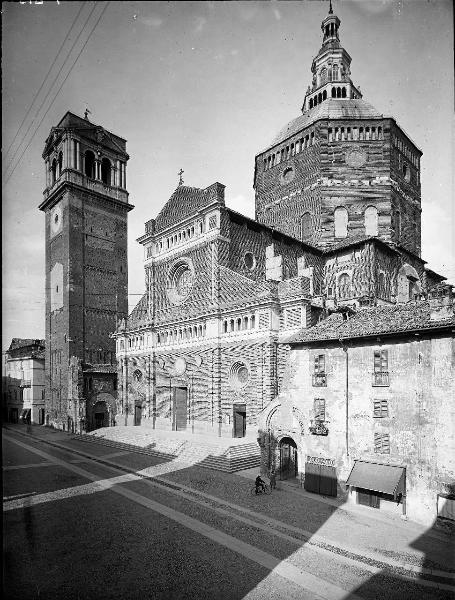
4 426 455 587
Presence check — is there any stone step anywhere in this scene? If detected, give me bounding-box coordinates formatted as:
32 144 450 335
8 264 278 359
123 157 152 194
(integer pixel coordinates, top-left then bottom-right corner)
78 429 260 473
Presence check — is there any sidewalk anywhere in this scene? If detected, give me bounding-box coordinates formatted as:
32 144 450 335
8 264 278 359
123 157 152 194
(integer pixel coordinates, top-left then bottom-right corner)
4 423 455 581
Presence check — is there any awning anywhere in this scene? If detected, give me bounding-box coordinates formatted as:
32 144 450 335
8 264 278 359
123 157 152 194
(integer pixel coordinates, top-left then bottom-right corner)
346 460 406 498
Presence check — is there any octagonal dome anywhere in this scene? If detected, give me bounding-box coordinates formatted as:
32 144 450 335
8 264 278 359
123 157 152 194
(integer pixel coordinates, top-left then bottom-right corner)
266 98 383 150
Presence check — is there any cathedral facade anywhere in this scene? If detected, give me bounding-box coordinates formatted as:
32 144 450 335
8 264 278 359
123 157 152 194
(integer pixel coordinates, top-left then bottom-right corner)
114 4 448 451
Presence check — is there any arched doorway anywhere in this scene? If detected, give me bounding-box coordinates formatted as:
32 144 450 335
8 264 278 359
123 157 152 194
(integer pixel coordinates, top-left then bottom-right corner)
89 392 116 431
279 437 298 480
93 400 109 430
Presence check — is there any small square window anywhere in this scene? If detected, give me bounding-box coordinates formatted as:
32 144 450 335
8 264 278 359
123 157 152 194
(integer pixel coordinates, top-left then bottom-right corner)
374 432 390 454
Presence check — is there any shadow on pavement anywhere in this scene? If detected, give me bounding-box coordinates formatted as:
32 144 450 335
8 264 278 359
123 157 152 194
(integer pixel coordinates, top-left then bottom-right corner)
3 424 454 600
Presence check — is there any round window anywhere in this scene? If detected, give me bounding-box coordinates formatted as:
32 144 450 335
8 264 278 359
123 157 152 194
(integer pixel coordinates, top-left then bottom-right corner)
244 252 256 271
230 361 250 390
168 260 195 304
173 357 187 376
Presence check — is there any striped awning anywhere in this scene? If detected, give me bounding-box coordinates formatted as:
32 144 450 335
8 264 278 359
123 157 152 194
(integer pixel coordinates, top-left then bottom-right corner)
346 460 406 498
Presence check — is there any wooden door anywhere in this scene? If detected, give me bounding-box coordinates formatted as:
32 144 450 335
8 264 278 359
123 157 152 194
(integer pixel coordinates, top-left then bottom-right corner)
233 404 246 438
280 438 298 480
173 387 187 431
95 412 105 429
134 405 142 426
304 462 337 497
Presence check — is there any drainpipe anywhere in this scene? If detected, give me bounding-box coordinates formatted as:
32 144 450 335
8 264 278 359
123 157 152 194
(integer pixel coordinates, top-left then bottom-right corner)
339 337 349 457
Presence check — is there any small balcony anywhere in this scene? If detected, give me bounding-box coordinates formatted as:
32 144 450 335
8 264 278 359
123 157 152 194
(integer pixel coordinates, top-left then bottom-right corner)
309 421 329 436
312 373 327 387
43 169 129 204
372 371 390 386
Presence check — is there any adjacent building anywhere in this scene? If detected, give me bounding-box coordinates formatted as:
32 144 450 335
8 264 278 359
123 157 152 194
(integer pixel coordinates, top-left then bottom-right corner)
3 338 45 424
258 285 454 525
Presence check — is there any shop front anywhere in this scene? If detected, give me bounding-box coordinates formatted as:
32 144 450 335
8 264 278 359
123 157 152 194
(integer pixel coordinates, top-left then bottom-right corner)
346 460 406 517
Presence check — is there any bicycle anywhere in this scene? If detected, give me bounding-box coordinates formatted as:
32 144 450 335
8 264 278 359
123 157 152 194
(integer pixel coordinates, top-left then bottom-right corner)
250 483 271 495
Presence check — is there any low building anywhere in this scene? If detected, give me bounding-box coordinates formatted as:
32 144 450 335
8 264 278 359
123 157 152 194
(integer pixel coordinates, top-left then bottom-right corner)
258 285 455 526
4 339 46 424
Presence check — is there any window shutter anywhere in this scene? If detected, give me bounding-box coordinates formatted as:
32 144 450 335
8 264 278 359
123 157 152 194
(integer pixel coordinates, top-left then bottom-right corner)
314 398 325 421
374 351 381 372
373 399 388 417
381 350 388 371
319 354 325 373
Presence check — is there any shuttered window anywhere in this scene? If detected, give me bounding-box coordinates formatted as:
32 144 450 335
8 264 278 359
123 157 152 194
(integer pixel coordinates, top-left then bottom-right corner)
374 349 388 372
373 400 389 418
314 355 325 373
374 433 390 454
314 398 326 422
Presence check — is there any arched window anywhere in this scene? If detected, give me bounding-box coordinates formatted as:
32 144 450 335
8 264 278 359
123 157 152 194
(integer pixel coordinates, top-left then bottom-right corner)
334 206 348 238
320 67 327 83
395 210 401 238
336 87 341 98
331 87 336 98
378 272 385 295
101 158 111 185
51 159 57 184
341 87 347 98
236 318 242 331
322 90 327 100
332 65 338 81
250 315 256 329
309 98 313 109
364 206 379 236
338 272 351 300
84 150 96 179
58 151 63 177
318 92 322 103
301 212 311 239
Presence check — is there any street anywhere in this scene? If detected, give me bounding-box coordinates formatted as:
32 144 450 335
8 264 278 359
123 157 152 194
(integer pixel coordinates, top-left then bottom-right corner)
3 427 454 600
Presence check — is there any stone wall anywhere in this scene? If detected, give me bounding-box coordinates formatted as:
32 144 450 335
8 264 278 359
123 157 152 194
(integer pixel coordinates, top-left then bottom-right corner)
261 331 455 526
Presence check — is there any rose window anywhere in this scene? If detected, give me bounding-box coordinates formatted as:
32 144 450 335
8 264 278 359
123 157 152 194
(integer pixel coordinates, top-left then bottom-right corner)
230 361 250 390
167 260 195 305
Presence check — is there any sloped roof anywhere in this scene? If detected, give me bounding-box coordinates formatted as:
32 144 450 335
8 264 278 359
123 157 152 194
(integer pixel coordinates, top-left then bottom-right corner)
43 111 127 157
263 98 383 151
286 300 455 344
219 267 273 308
128 293 148 326
154 186 216 234
8 338 45 351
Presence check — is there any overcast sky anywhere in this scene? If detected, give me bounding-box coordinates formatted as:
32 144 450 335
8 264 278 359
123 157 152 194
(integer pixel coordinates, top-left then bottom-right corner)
2 0 454 352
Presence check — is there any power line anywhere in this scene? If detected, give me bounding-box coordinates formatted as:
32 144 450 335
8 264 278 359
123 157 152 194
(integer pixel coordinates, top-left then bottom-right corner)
3 2 110 185
3 3 86 161
3 2 99 179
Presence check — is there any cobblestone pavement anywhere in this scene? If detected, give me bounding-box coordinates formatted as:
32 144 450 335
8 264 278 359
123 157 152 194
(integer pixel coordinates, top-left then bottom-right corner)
3 424 455 599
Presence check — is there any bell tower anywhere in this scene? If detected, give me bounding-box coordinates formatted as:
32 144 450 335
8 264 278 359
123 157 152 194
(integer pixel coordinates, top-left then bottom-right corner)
39 111 133 431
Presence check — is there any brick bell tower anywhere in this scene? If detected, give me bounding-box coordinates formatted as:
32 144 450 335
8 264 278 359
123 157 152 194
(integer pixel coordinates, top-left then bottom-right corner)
39 111 133 432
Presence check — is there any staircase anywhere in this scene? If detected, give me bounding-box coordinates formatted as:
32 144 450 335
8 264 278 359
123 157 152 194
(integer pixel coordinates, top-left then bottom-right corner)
76 426 261 473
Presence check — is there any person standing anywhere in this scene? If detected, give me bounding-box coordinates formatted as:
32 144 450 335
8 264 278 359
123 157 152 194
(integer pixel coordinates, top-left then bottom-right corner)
269 468 276 490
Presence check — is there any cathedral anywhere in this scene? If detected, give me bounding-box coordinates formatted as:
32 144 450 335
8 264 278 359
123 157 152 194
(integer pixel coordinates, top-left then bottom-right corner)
113 4 446 438
40 5 454 525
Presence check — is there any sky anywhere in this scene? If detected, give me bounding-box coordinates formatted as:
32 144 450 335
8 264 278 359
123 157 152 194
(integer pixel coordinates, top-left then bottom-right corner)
2 0 454 352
